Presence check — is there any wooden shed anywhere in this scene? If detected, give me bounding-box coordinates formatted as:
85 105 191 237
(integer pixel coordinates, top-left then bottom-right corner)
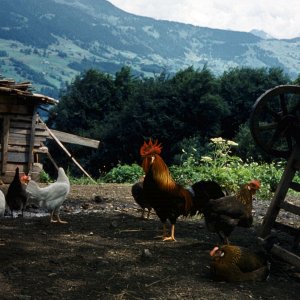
0 77 99 183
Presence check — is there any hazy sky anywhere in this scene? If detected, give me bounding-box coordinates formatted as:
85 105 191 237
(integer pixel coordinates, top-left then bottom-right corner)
107 0 300 39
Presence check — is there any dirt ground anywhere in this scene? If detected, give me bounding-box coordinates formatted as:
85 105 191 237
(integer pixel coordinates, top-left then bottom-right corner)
0 183 300 300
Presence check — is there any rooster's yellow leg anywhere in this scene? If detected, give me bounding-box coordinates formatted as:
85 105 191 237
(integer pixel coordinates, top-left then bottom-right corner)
163 224 176 241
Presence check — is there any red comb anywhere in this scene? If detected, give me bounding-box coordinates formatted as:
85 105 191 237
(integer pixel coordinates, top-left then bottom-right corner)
249 179 261 190
140 139 162 157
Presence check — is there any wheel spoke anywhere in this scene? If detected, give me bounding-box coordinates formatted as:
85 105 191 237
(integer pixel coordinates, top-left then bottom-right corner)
266 129 280 151
265 106 280 120
258 122 278 131
279 93 288 115
286 135 293 151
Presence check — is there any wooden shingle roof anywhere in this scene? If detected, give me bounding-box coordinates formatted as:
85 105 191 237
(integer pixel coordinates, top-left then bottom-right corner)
0 77 58 105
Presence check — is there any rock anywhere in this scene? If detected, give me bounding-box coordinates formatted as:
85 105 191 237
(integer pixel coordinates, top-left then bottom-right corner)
141 248 153 261
110 221 118 228
81 203 90 210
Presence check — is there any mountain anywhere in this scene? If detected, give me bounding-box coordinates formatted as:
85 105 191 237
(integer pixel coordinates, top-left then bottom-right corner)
250 29 274 40
0 0 299 97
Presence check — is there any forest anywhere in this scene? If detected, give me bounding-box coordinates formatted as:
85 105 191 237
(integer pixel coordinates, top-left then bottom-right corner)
45 65 300 179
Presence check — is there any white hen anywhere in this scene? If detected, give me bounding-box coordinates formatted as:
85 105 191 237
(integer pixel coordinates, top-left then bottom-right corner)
0 190 5 217
26 167 70 223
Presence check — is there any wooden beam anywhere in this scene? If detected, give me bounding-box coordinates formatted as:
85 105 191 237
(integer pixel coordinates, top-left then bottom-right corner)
47 129 100 149
1 116 10 174
38 117 96 183
259 145 300 237
28 109 38 170
280 202 300 216
270 244 300 269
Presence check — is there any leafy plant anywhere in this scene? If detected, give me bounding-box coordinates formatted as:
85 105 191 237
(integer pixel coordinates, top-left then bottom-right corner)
102 163 143 183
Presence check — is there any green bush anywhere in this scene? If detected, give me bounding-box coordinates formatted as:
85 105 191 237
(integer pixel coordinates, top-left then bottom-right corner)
102 163 143 183
95 137 298 200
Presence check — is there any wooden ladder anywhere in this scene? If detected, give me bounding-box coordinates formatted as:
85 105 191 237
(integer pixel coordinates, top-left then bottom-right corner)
258 144 300 268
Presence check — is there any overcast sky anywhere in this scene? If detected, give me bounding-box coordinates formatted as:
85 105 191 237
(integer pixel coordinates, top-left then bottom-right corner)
107 0 300 39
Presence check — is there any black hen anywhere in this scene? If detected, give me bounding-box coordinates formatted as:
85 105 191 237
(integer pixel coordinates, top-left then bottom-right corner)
189 180 225 215
131 180 152 219
6 167 28 217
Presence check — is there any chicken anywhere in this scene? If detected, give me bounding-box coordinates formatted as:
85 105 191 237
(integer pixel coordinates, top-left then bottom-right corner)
202 180 261 244
210 244 269 282
189 180 225 215
0 190 5 217
6 167 28 217
140 139 197 241
131 179 152 219
26 167 70 223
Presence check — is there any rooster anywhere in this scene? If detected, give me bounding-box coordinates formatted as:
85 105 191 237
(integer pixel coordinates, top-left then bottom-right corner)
202 180 261 244
6 167 29 217
0 190 5 217
210 244 269 282
131 178 152 219
26 167 70 224
141 139 217 241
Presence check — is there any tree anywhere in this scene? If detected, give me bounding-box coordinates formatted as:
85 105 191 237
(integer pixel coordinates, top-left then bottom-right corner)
219 67 290 138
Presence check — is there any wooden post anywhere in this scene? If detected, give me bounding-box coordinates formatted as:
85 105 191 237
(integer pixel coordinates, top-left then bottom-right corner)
1 116 10 174
28 108 38 172
259 144 300 237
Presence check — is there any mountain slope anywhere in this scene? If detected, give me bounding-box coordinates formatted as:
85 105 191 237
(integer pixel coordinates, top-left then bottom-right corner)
0 0 299 96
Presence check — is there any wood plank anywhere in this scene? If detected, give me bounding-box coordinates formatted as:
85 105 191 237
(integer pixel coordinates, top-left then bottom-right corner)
280 202 300 216
270 244 300 269
10 114 32 122
10 127 49 137
0 152 28 163
28 109 38 170
259 145 300 237
289 181 300 192
2 163 28 173
10 121 44 130
39 119 96 182
0 104 31 114
48 129 100 149
1 116 10 174
7 145 29 153
274 221 300 236
8 133 46 146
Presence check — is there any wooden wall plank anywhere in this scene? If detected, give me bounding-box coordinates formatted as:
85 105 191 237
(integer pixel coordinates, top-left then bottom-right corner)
0 104 31 114
10 128 49 137
0 151 28 163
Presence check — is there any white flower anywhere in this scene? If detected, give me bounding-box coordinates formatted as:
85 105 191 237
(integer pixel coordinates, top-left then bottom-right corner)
210 137 225 144
201 156 213 162
227 140 239 146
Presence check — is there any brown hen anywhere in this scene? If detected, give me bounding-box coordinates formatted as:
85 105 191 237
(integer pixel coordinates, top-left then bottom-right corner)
202 180 260 244
210 245 269 282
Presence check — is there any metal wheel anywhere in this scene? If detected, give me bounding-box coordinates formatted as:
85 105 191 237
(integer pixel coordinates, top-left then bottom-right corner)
250 85 300 158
